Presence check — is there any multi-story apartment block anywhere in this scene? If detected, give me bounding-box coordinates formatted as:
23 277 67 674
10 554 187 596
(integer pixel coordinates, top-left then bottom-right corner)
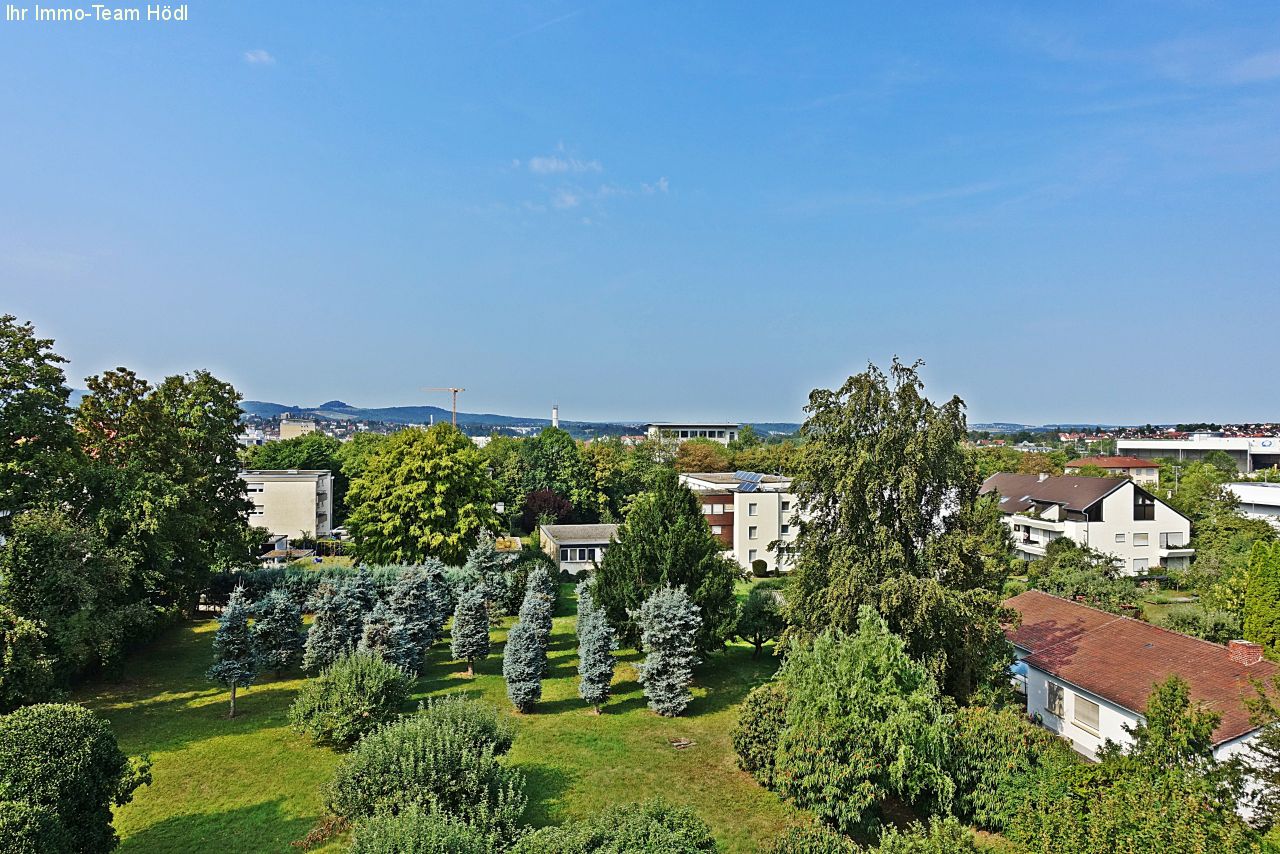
240 469 334 539
679 471 797 573
279 418 318 440
981 473 1192 574
647 423 741 446
1064 455 1161 485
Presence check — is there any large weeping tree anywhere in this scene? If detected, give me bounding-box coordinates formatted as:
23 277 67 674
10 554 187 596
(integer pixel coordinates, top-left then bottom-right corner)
785 359 1013 703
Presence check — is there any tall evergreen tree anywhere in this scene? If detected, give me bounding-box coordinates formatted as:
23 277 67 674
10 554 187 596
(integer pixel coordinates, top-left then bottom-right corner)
207 587 259 717
595 468 739 653
503 579 549 712
358 600 418 673
1244 672 1280 831
1244 541 1280 658
386 562 448 672
304 584 358 672
251 589 304 676
463 531 514 615
524 566 556 673
576 579 616 713
450 587 490 677
785 359 1014 703
633 586 701 717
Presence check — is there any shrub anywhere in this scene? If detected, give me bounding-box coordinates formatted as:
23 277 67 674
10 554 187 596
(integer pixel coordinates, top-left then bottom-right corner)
0 799 71 854
947 704 1073 831
775 609 953 837
288 653 411 749
326 714 526 845
752 558 770 578
575 579 617 713
632 586 701 717
0 605 53 714
510 798 717 853
417 695 514 755
731 682 790 789
765 824 857 854
0 704 150 853
450 587 491 676
348 808 496 854
251 589 305 675
873 817 979 853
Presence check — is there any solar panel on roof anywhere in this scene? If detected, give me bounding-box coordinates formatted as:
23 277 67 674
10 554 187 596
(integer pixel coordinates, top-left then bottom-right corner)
738 471 765 483
738 481 759 493
733 470 751 481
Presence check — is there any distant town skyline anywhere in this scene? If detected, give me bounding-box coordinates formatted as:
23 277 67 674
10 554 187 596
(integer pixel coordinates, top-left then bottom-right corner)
4 3 1279 424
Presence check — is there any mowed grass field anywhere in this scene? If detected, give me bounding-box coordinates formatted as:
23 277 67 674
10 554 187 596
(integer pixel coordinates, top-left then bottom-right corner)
75 583 801 853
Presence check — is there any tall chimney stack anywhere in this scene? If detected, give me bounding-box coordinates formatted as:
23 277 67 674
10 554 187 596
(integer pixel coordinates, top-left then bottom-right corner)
552 405 559 429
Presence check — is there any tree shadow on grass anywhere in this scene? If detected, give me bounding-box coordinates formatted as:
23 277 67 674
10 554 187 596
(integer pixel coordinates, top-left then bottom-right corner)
118 797 315 854
518 761 579 828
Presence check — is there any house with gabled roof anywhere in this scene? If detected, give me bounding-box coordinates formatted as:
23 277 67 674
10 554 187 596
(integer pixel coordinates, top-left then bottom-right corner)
981 473 1192 574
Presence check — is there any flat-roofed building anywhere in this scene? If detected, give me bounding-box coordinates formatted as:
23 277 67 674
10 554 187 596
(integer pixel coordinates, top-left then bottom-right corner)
1227 481 1280 532
279 418 318 440
1117 434 1280 474
539 523 619 576
1064 455 1161 485
646 422 740 446
680 471 798 574
241 469 333 539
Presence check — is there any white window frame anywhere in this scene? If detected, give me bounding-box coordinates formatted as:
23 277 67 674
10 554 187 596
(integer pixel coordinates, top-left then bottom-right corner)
1073 695 1101 735
748 503 758 517
748 526 758 540
1133 532 1149 547
1115 533 1125 543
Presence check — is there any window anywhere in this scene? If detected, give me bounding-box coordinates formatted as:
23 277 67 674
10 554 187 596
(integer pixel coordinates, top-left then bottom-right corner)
748 526 758 540
1134 491 1155 521
780 524 790 535
781 500 791 512
1132 557 1149 573
1073 695 1100 733
702 504 713 515
724 503 735 513
1160 532 1184 548
246 484 264 493
1132 533 1148 547
1115 533 1125 543
748 549 758 562
748 503 758 516
711 525 722 535
559 548 570 562
714 504 724 514
679 430 689 438
1047 682 1065 717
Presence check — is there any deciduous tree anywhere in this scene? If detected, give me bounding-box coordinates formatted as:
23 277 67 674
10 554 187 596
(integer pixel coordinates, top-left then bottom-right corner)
1244 541 1280 658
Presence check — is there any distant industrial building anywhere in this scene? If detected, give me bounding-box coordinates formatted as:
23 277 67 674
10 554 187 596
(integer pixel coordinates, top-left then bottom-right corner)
1226 482 1280 532
1064 456 1161 485
646 422 741 446
679 471 797 574
241 469 333 539
279 418 318 440
1116 434 1280 474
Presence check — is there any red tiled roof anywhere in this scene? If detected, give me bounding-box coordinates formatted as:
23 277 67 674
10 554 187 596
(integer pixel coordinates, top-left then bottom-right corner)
1004 590 1278 745
1066 456 1160 470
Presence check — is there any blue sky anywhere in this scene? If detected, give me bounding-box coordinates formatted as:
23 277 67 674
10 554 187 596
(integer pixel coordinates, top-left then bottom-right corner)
2 2 1278 425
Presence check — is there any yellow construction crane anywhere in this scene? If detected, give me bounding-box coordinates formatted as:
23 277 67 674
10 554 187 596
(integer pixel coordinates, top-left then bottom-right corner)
422 387 465 426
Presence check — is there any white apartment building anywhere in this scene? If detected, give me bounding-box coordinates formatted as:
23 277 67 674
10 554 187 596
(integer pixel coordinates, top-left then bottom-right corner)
679 471 797 573
1007 590 1275 779
981 473 1192 574
241 469 334 539
539 523 619 576
1226 481 1280 532
646 423 741 446
1117 434 1280 474
1063 455 1160 485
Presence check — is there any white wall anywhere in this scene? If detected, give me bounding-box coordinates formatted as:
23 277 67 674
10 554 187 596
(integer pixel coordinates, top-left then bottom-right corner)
243 471 332 538
732 491 797 573
1019 661 1140 760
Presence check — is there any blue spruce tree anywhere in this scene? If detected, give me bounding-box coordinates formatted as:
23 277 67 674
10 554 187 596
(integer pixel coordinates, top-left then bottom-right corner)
503 573 553 712
386 563 448 674
304 583 360 672
576 579 617 713
207 586 259 718
633 586 701 717
251 589 305 676
464 531 515 617
358 600 418 674
524 566 556 674
451 586 491 677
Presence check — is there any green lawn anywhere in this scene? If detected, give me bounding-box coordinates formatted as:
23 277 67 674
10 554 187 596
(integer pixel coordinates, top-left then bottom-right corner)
75 584 801 853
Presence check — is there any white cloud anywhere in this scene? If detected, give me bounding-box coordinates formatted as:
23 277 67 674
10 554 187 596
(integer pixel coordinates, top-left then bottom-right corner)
529 154 603 174
551 188 581 209
642 177 670 194
1227 50 1280 84
243 49 275 65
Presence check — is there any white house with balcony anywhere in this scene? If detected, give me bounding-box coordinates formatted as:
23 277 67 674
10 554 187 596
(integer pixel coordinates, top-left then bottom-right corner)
1006 589 1276 820
679 471 798 573
980 473 1192 574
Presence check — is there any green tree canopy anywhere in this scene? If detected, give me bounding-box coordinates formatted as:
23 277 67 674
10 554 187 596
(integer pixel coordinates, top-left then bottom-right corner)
785 359 1013 702
595 468 740 653
244 430 349 521
1243 541 1280 658
519 427 601 521
345 424 499 565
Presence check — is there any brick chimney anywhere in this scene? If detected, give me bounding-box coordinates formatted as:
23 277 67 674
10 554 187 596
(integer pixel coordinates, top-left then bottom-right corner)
1228 640 1264 666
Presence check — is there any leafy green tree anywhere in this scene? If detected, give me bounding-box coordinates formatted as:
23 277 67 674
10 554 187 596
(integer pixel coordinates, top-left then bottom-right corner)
775 607 954 837
575 579 617 713
0 316 78 529
1028 539 1138 614
786 360 1013 702
595 468 739 653
249 589 304 676
519 427 601 521
345 424 499 565
334 431 389 481
1243 541 1280 658
481 433 527 530
510 798 717 854
1107 675 1220 774
0 703 150 853
1204 449 1240 477
633 586 701 717
736 585 785 657
206 587 259 718
731 681 789 789
581 436 666 522
733 441 803 477
451 587 490 677
1244 672 1280 831
1159 460 1237 524
243 431 349 521
0 604 53 713
729 424 763 451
